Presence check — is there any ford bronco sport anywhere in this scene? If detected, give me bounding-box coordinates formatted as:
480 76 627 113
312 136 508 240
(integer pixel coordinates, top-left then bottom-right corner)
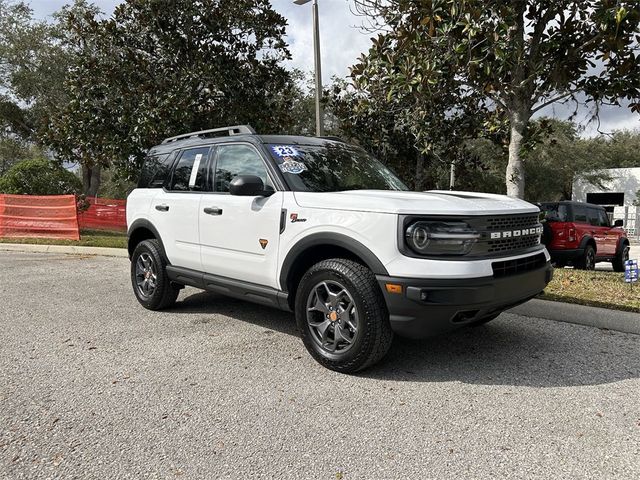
127 125 553 372
540 201 629 271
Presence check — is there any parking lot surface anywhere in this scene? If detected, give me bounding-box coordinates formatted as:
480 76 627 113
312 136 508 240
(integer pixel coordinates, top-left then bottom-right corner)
1 252 639 479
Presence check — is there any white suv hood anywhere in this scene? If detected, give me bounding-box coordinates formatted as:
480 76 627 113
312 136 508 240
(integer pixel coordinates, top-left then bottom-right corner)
293 190 539 216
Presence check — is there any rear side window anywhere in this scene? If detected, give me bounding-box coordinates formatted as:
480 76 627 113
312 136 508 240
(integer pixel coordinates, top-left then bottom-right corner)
138 153 172 188
572 205 588 223
541 203 568 222
169 147 210 192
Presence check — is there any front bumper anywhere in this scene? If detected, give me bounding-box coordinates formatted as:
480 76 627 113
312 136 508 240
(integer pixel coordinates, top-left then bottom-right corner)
377 261 554 338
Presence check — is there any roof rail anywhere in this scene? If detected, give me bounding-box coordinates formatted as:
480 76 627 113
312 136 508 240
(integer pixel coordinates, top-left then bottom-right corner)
161 125 256 144
318 136 344 142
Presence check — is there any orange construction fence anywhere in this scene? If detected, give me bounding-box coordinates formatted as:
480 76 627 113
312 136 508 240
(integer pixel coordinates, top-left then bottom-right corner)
0 194 80 240
78 197 127 232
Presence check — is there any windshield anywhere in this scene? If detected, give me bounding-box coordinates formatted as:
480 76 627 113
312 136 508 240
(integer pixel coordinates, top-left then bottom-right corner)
267 142 408 192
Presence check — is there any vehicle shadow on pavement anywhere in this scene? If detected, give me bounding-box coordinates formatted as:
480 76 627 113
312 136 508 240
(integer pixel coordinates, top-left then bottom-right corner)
166 290 300 338
171 291 639 388
365 316 640 388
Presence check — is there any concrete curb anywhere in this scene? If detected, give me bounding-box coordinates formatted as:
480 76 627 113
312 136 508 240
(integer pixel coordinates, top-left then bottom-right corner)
509 298 640 335
0 243 128 258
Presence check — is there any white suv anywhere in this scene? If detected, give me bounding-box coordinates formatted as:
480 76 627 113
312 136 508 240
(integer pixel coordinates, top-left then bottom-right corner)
127 125 553 372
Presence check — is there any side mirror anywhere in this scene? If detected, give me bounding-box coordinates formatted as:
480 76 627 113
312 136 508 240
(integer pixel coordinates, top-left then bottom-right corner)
229 175 274 197
614 219 624 228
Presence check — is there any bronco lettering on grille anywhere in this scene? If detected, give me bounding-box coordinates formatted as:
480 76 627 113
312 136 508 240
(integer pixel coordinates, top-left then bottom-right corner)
489 226 543 239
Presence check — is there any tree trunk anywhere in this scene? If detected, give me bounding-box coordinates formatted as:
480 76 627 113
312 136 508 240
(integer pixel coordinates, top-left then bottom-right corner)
82 164 101 197
415 154 425 191
506 108 529 198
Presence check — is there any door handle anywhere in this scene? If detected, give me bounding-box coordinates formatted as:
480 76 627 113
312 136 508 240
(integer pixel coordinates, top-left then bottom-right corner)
203 207 223 216
155 204 169 212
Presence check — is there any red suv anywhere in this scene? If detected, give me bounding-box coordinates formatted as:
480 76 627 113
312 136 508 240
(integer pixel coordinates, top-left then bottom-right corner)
540 201 629 271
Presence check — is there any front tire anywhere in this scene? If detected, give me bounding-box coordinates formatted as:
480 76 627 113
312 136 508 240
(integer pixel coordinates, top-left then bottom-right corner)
612 244 630 273
131 239 179 310
295 258 393 373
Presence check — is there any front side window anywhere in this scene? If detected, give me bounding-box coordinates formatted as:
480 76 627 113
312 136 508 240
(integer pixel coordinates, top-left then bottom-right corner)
266 142 407 192
587 208 601 227
213 144 272 193
169 147 210 191
597 209 610 227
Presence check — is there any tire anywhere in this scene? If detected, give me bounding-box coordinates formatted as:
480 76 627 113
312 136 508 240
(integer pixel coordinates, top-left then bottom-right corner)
295 258 393 373
576 245 596 271
131 239 180 310
612 244 630 273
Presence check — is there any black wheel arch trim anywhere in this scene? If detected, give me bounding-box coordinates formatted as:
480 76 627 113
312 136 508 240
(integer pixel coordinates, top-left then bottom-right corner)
579 235 596 252
616 236 630 255
127 218 167 261
279 232 389 292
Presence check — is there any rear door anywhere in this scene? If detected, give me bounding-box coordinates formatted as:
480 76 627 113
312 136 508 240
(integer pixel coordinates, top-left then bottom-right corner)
149 146 210 271
199 143 283 288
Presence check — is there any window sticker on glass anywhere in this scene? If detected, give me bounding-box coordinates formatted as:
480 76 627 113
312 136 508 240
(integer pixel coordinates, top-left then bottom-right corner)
271 145 299 157
188 153 203 188
279 156 307 175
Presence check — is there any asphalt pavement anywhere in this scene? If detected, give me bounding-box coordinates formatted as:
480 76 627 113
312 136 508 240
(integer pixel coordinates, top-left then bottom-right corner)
1 252 639 479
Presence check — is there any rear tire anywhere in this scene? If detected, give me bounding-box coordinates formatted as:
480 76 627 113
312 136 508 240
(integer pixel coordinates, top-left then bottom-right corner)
612 244 630 273
131 239 179 310
576 245 596 271
295 258 393 373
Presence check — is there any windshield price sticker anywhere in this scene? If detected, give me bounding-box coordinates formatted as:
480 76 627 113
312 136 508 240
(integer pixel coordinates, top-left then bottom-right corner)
188 153 203 188
272 145 299 157
625 259 638 283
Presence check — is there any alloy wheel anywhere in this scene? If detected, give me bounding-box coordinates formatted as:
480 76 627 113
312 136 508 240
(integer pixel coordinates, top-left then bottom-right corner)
135 252 158 298
306 280 359 353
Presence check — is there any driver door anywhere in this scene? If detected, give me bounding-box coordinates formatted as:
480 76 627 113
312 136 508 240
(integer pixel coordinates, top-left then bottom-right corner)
199 143 283 289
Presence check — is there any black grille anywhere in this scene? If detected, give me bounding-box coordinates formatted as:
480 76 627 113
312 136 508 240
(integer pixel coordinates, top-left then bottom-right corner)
467 213 542 257
487 234 541 253
492 253 547 278
486 214 539 231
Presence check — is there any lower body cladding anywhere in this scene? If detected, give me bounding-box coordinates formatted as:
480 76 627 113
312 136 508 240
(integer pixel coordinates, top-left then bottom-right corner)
377 253 554 338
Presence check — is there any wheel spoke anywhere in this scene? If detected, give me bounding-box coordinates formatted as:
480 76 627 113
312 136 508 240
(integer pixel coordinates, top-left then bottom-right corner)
305 279 359 354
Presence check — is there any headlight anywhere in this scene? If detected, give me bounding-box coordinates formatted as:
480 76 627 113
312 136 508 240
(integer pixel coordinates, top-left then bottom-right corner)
405 221 480 256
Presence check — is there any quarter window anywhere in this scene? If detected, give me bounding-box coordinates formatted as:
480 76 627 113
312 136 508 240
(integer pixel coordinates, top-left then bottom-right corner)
169 147 210 191
587 208 601 227
213 144 272 193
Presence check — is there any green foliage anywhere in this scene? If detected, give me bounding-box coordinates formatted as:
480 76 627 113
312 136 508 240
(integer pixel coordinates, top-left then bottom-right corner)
0 158 82 195
46 0 297 180
98 168 136 199
0 0 74 139
351 0 640 197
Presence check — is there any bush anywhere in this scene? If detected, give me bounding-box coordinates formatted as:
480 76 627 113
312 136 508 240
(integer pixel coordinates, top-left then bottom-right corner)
0 158 82 195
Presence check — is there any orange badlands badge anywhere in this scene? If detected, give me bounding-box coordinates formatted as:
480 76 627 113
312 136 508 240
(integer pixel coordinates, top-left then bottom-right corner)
259 239 268 249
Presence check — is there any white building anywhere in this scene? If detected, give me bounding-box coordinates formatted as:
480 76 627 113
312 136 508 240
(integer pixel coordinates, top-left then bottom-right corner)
573 167 640 239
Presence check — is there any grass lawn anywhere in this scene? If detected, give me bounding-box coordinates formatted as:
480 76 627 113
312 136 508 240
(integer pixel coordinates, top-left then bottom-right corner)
0 229 127 249
540 268 640 313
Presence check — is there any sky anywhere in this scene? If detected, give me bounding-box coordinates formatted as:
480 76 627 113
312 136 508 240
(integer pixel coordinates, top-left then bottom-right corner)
29 0 639 136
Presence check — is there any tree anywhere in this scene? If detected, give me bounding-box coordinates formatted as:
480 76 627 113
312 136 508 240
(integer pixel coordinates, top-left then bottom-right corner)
353 0 640 198
47 0 297 184
0 158 82 195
